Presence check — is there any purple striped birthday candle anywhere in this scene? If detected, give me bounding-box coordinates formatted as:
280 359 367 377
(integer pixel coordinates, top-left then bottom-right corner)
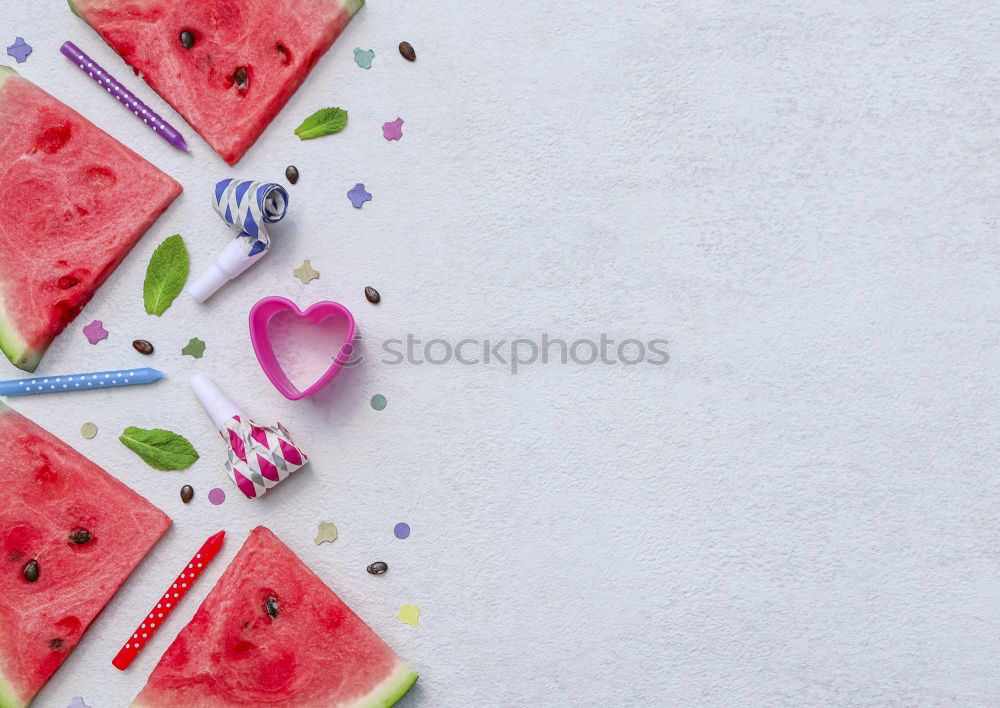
60 40 189 152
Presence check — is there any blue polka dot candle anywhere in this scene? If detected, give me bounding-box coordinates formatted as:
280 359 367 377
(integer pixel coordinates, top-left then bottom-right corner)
59 41 190 152
0 368 164 396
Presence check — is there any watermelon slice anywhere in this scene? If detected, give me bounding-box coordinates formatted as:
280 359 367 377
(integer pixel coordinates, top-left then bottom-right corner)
69 0 364 165
0 402 171 707
0 66 181 372
133 526 417 707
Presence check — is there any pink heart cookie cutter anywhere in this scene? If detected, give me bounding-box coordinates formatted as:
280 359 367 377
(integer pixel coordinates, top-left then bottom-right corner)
249 296 357 400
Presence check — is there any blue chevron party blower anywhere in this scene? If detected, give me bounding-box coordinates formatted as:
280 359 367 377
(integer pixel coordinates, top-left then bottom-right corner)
188 178 290 303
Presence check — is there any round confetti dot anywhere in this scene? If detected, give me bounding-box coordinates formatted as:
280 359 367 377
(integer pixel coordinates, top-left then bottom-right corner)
208 488 226 505
393 522 410 539
80 422 98 439
371 394 387 411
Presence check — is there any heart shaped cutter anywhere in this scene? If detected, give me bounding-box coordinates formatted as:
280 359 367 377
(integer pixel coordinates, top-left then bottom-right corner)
249 296 357 400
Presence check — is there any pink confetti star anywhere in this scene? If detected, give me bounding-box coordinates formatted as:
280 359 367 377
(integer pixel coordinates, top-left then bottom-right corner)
82 320 108 344
382 117 404 141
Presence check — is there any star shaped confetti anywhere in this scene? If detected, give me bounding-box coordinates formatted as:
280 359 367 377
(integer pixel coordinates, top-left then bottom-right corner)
382 117 404 141
314 522 339 545
82 320 108 344
347 183 372 209
181 337 205 358
67 698 92 708
398 604 421 627
293 259 320 284
354 48 374 69
6 37 32 64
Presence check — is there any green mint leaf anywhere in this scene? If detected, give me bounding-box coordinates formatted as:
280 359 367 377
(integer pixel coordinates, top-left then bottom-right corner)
143 234 189 316
294 107 348 140
119 427 199 470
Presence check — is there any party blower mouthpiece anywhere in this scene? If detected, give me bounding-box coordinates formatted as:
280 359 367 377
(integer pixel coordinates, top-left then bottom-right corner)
188 179 289 303
190 373 308 499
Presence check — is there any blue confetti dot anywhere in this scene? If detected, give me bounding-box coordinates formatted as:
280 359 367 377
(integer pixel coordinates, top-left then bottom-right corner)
393 522 410 539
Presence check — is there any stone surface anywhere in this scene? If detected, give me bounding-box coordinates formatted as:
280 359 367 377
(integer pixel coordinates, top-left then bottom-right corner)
7 1 1000 706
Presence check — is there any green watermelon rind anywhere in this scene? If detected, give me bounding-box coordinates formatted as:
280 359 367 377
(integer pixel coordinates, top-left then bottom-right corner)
0 66 41 374
0 311 37 373
0 672 26 708
361 662 418 708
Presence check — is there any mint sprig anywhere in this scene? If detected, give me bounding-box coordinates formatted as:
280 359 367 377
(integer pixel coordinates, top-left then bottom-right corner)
294 107 348 140
143 234 188 316
119 427 199 470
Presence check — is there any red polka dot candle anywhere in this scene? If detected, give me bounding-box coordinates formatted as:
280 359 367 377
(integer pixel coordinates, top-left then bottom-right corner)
112 531 225 670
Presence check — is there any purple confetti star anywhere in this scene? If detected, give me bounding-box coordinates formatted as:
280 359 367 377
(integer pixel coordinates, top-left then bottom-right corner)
382 117 404 141
82 320 108 345
347 183 372 209
67 698 92 708
6 37 31 64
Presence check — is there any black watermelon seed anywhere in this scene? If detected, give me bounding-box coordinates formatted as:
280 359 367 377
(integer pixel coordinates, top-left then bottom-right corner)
132 339 154 354
23 560 39 582
398 42 416 61
180 31 194 49
233 67 249 90
180 485 194 504
49 638 64 650
265 596 279 619
364 286 380 304
68 530 92 545
367 561 388 575
285 165 299 184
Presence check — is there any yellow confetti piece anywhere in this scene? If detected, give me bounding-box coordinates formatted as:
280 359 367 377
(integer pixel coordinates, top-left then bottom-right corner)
314 522 338 545
398 604 420 627
293 259 319 284
80 422 98 439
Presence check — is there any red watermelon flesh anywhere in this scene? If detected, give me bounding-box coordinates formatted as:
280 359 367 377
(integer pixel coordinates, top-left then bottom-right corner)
0 66 181 372
133 526 417 707
0 402 171 707
69 0 364 165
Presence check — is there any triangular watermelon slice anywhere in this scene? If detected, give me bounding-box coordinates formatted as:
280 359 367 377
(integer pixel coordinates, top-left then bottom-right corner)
69 0 364 165
133 526 417 707
0 402 171 707
0 66 181 372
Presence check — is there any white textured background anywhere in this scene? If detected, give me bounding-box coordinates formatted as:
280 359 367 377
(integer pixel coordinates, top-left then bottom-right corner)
4 1 1000 706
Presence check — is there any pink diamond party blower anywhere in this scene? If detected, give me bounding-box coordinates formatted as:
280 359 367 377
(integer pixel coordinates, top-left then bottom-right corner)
190 373 308 499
